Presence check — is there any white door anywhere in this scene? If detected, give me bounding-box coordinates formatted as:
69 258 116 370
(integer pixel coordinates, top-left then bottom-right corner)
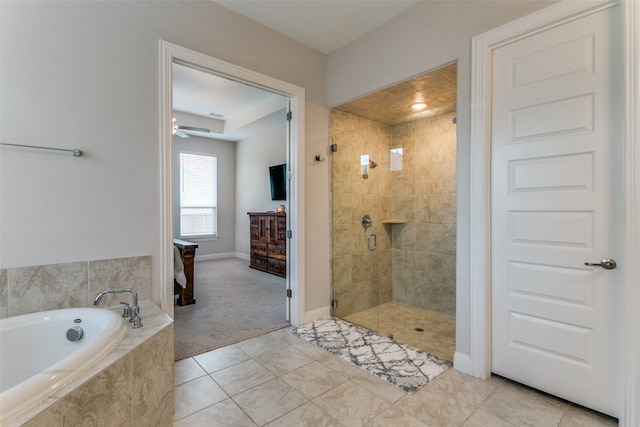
491 5 623 417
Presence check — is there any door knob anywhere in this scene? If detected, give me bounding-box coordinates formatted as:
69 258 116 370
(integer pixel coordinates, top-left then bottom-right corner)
584 258 617 270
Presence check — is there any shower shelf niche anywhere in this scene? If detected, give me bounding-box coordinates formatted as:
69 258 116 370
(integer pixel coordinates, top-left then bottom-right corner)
382 219 408 224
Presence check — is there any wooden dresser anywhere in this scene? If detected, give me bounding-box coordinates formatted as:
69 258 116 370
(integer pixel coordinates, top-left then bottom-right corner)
248 212 286 277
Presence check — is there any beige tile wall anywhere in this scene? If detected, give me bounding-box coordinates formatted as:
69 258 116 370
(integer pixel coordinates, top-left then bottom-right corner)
0 255 152 318
330 112 393 318
392 112 457 316
330 109 456 318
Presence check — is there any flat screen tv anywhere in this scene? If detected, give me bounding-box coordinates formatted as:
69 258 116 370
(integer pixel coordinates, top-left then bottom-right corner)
269 163 286 201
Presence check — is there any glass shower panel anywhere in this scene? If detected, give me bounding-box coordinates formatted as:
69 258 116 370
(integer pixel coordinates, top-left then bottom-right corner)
330 115 393 335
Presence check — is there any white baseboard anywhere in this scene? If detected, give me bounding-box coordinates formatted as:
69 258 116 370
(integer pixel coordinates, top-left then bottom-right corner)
235 252 250 261
453 351 473 376
194 252 245 262
301 306 331 325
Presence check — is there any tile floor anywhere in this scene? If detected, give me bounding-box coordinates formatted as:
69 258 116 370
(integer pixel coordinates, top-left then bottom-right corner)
343 301 456 361
173 327 618 426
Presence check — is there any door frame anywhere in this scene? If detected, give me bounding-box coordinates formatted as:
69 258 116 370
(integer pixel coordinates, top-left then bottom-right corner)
469 0 639 424
158 41 305 327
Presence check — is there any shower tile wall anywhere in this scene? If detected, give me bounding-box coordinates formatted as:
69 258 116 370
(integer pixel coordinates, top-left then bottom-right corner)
330 110 393 318
330 109 456 318
392 112 456 316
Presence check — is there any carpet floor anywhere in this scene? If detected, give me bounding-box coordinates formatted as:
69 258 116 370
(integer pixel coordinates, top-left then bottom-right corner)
173 257 289 360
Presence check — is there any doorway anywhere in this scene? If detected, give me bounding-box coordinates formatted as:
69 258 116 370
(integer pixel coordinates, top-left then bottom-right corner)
329 62 457 361
170 62 291 359
469 0 639 423
159 41 305 330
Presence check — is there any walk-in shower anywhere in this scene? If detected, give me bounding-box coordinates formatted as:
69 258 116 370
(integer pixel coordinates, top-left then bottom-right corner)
329 63 457 361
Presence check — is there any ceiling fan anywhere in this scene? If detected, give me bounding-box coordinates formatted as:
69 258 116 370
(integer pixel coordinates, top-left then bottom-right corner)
172 118 210 138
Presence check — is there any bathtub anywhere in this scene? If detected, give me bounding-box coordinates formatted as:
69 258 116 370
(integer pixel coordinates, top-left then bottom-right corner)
0 307 128 424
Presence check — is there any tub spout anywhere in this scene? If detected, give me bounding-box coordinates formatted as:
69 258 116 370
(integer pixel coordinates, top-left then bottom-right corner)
93 288 142 328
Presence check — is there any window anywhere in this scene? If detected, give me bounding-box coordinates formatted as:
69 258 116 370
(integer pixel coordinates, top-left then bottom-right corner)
179 152 217 237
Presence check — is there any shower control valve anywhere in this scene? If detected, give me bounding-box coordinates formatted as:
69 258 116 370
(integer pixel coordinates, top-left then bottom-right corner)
361 215 372 229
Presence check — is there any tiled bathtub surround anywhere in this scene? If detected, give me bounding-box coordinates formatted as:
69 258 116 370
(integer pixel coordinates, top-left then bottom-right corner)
0 255 151 318
292 318 451 393
7 301 174 427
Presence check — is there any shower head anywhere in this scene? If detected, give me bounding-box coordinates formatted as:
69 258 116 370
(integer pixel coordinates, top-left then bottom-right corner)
369 160 377 169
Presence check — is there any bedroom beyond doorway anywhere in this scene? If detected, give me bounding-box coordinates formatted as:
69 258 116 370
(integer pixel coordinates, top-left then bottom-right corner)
174 257 289 360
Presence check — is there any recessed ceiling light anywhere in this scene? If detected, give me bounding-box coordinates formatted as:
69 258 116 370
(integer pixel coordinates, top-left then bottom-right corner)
411 102 427 110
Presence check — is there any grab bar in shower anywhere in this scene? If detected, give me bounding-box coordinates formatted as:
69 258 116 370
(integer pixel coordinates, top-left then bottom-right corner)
367 234 377 251
0 143 83 157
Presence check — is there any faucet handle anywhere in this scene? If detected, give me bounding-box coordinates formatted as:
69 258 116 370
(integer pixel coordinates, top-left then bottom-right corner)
131 315 143 329
119 302 131 318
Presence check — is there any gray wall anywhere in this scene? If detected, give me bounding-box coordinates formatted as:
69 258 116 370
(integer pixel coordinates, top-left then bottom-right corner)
172 135 236 258
0 1 328 312
235 123 287 257
0 0 558 333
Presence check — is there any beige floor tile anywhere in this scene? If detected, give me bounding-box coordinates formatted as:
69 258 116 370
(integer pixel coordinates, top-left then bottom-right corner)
312 380 391 427
480 380 569 427
350 371 406 403
236 332 295 358
265 402 343 427
211 359 276 396
393 369 500 427
173 375 228 421
394 386 475 427
267 327 303 345
461 409 517 427
173 323 617 427
192 344 251 373
173 398 257 427
280 361 349 399
342 301 456 361
430 369 503 405
315 352 365 378
174 357 206 386
291 340 333 359
558 405 618 427
365 403 431 427
253 345 314 376
233 378 308 426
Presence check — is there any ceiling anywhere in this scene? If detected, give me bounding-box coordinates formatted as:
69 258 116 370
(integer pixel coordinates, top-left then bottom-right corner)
214 1 422 54
173 1 455 140
333 62 457 125
172 63 287 141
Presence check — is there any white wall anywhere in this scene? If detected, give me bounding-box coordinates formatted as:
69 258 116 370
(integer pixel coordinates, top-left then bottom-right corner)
326 0 557 358
235 123 287 256
0 1 328 310
172 135 236 258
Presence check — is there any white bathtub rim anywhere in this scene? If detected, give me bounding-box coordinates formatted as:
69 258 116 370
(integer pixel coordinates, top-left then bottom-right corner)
0 308 128 424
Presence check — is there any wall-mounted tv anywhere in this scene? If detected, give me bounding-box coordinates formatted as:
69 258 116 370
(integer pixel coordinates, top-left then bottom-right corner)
269 163 286 201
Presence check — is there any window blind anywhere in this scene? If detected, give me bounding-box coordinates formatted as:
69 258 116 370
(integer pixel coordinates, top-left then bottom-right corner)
179 152 217 236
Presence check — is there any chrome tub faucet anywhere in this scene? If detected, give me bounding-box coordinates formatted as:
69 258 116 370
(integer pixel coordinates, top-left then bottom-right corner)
93 288 142 328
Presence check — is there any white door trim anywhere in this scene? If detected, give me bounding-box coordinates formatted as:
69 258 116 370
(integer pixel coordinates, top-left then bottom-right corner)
469 0 639 425
158 41 306 328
